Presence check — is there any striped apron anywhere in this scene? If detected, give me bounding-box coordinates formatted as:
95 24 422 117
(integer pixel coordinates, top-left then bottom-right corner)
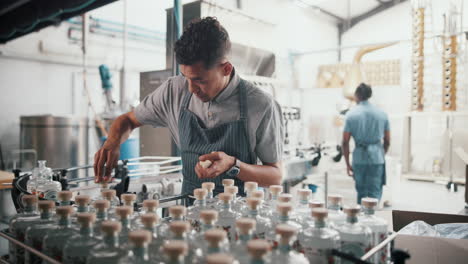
178 79 256 197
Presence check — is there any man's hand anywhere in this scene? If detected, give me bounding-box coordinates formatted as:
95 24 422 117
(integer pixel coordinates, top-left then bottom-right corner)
346 165 354 177
94 143 120 183
195 151 235 179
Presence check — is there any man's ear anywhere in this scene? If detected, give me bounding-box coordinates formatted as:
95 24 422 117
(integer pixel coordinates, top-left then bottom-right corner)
221 61 233 77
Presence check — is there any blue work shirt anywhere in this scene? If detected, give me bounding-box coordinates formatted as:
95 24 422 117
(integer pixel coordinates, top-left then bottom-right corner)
344 100 389 165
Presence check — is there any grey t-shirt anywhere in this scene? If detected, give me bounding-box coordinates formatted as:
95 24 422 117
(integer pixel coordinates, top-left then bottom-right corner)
134 71 284 163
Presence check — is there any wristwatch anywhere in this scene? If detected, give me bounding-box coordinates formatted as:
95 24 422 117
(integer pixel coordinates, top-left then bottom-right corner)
226 158 241 177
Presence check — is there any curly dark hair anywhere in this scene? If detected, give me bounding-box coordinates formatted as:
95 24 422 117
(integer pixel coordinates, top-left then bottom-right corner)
174 17 231 69
355 83 372 101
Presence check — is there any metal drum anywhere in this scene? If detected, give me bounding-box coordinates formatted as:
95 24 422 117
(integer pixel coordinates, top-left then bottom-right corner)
20 115 89 179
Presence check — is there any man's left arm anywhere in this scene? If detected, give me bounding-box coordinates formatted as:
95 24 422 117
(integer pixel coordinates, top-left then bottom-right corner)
383 116 390 154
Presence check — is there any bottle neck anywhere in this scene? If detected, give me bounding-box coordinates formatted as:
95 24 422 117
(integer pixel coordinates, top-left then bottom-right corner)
144 208 156 214
97 210 108 220
239 233 252 242
120 217 131 229
171 215 184 221
201 223 214 232
300 199 308 205
40 211 53 220
278 242 292 254
132 246 149 261
328 204 341 211
207 245 221 254
347 216 358 224
145 226 158 236
58 216 72 227
24 205 37 213
103 233 119 247
364 207 375 215
123 201 134 207
314 219 326 228
77 205 90 213
250 257 266 264
221 201 231 211
278 214 289 222
59 201 71 206
194 199 206 207
80 226 93 236
248 209 258 218
207 191 214 199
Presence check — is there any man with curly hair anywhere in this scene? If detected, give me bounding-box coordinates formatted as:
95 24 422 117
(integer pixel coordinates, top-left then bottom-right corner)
94 17 284 196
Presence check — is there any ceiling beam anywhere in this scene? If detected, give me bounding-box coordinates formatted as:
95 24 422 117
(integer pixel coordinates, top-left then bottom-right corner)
295 0 345 22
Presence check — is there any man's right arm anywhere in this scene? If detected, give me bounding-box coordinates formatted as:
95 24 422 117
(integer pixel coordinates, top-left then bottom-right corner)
94 112 142 182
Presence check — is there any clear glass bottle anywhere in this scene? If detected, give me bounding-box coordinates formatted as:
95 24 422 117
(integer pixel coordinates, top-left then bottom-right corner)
57 190 73 206
197 229 229 263
270 224 308 264
160 205 187 238
298 208 340 264
75 195 92 213
276 193 296 221
134 199 159 228
87 221 128 263
231 218 256 264
168 221 198 262
93 200 111 237
298 200 325 227
360 197 389 264
265 203 302 247
34 160 61 201
265 185 283 217
63 213 100 264
115 206 135 245
162 240 188 264
187 188 208 231
140 213 165 263
216 193 241 241
239 182 258 215
194 210 218 242
202 182 217 209
26 163 40 195
246 239 270 264
224 186 243 213
118 230 153 264
222 179 235 189
336 206 373 264
43 206 77 262
327 194 345 228
245 197 270 239
100 189 120 217
295 189 312 224
121 193 139 225
8 195 39 264
251 190 269 217
24 200 56 264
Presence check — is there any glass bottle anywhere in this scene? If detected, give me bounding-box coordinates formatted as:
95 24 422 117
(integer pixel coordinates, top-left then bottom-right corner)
239 182 258 215
75 195 92 213
87 221 128 263
160 205 187 238
265 185 283 217
57 190 73 206
24 200 56 264
276 193 296 221
298 200 325 227
231 218 256 264
222 179 235 189
162 240 189 264
265 203 302 247
198 229 229 263
195 210 219 242
360 197 389 264
206 253 235 264
168 221 198 262
246 239 270 264
336 206 373 264
115 206 135 245
135 199 159 228
245 198 270 239
93 200 111 237
225 186 243 213
298 208 340 264
216 193 241 241
118 230 153 264
8 195 39 264
202 182 217 209
295 189 312 224
251 190 269 217
100 189 120 217
35 160 61 201
327 194 345 228
63 213 100 264
187 188 208 231
140 213 165 263
43 206 77 262
121 193 139 225
270 224 308 264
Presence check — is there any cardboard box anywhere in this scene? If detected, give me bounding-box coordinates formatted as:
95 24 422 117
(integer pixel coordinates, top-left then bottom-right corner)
392 210 468 264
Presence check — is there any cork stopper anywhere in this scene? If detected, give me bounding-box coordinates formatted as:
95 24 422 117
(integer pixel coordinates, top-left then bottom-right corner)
206 253 234 264
75 195 91 207
204 229 227 247
121 193 136 205
245 182 258 192
202 182 215 192
276 203 292 216
100 181 109 189
93 200 110 211
115 206 133 219
218 192 233 203
222 179 235 187
163 240 188 259
55 206 74 217
200 210 219 225
278 193 293 203
361 197 378 208
246 197 261 210
128 230 152 247
101 189 117 200
143 199 159 212
276 224 297 243
194 188 208 200
251 190 264 200
236 218 256 235
247 240 270 259
38 200 55 212
169 221 191 236
344 205 361 216
269 185 283 196
101 220 122 235
311 208 328 219
57 191 73 202
328 194 343 205
225 186 238 195
22 195 38 206
200 160 213 169
298 189 312 200
169 205 186 218
309 200 325 209
140 213 159 228
76 213 96 227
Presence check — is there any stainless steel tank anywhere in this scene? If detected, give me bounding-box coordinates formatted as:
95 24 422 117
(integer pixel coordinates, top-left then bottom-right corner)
20 115 89 178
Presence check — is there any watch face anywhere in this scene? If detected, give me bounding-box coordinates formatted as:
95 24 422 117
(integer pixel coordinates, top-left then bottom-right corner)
228 167 240 177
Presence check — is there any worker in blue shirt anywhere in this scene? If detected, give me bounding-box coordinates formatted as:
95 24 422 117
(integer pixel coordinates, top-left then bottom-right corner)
342 83 390 204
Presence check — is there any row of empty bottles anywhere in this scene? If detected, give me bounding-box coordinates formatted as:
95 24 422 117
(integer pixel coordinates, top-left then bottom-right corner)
8 179 389 264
